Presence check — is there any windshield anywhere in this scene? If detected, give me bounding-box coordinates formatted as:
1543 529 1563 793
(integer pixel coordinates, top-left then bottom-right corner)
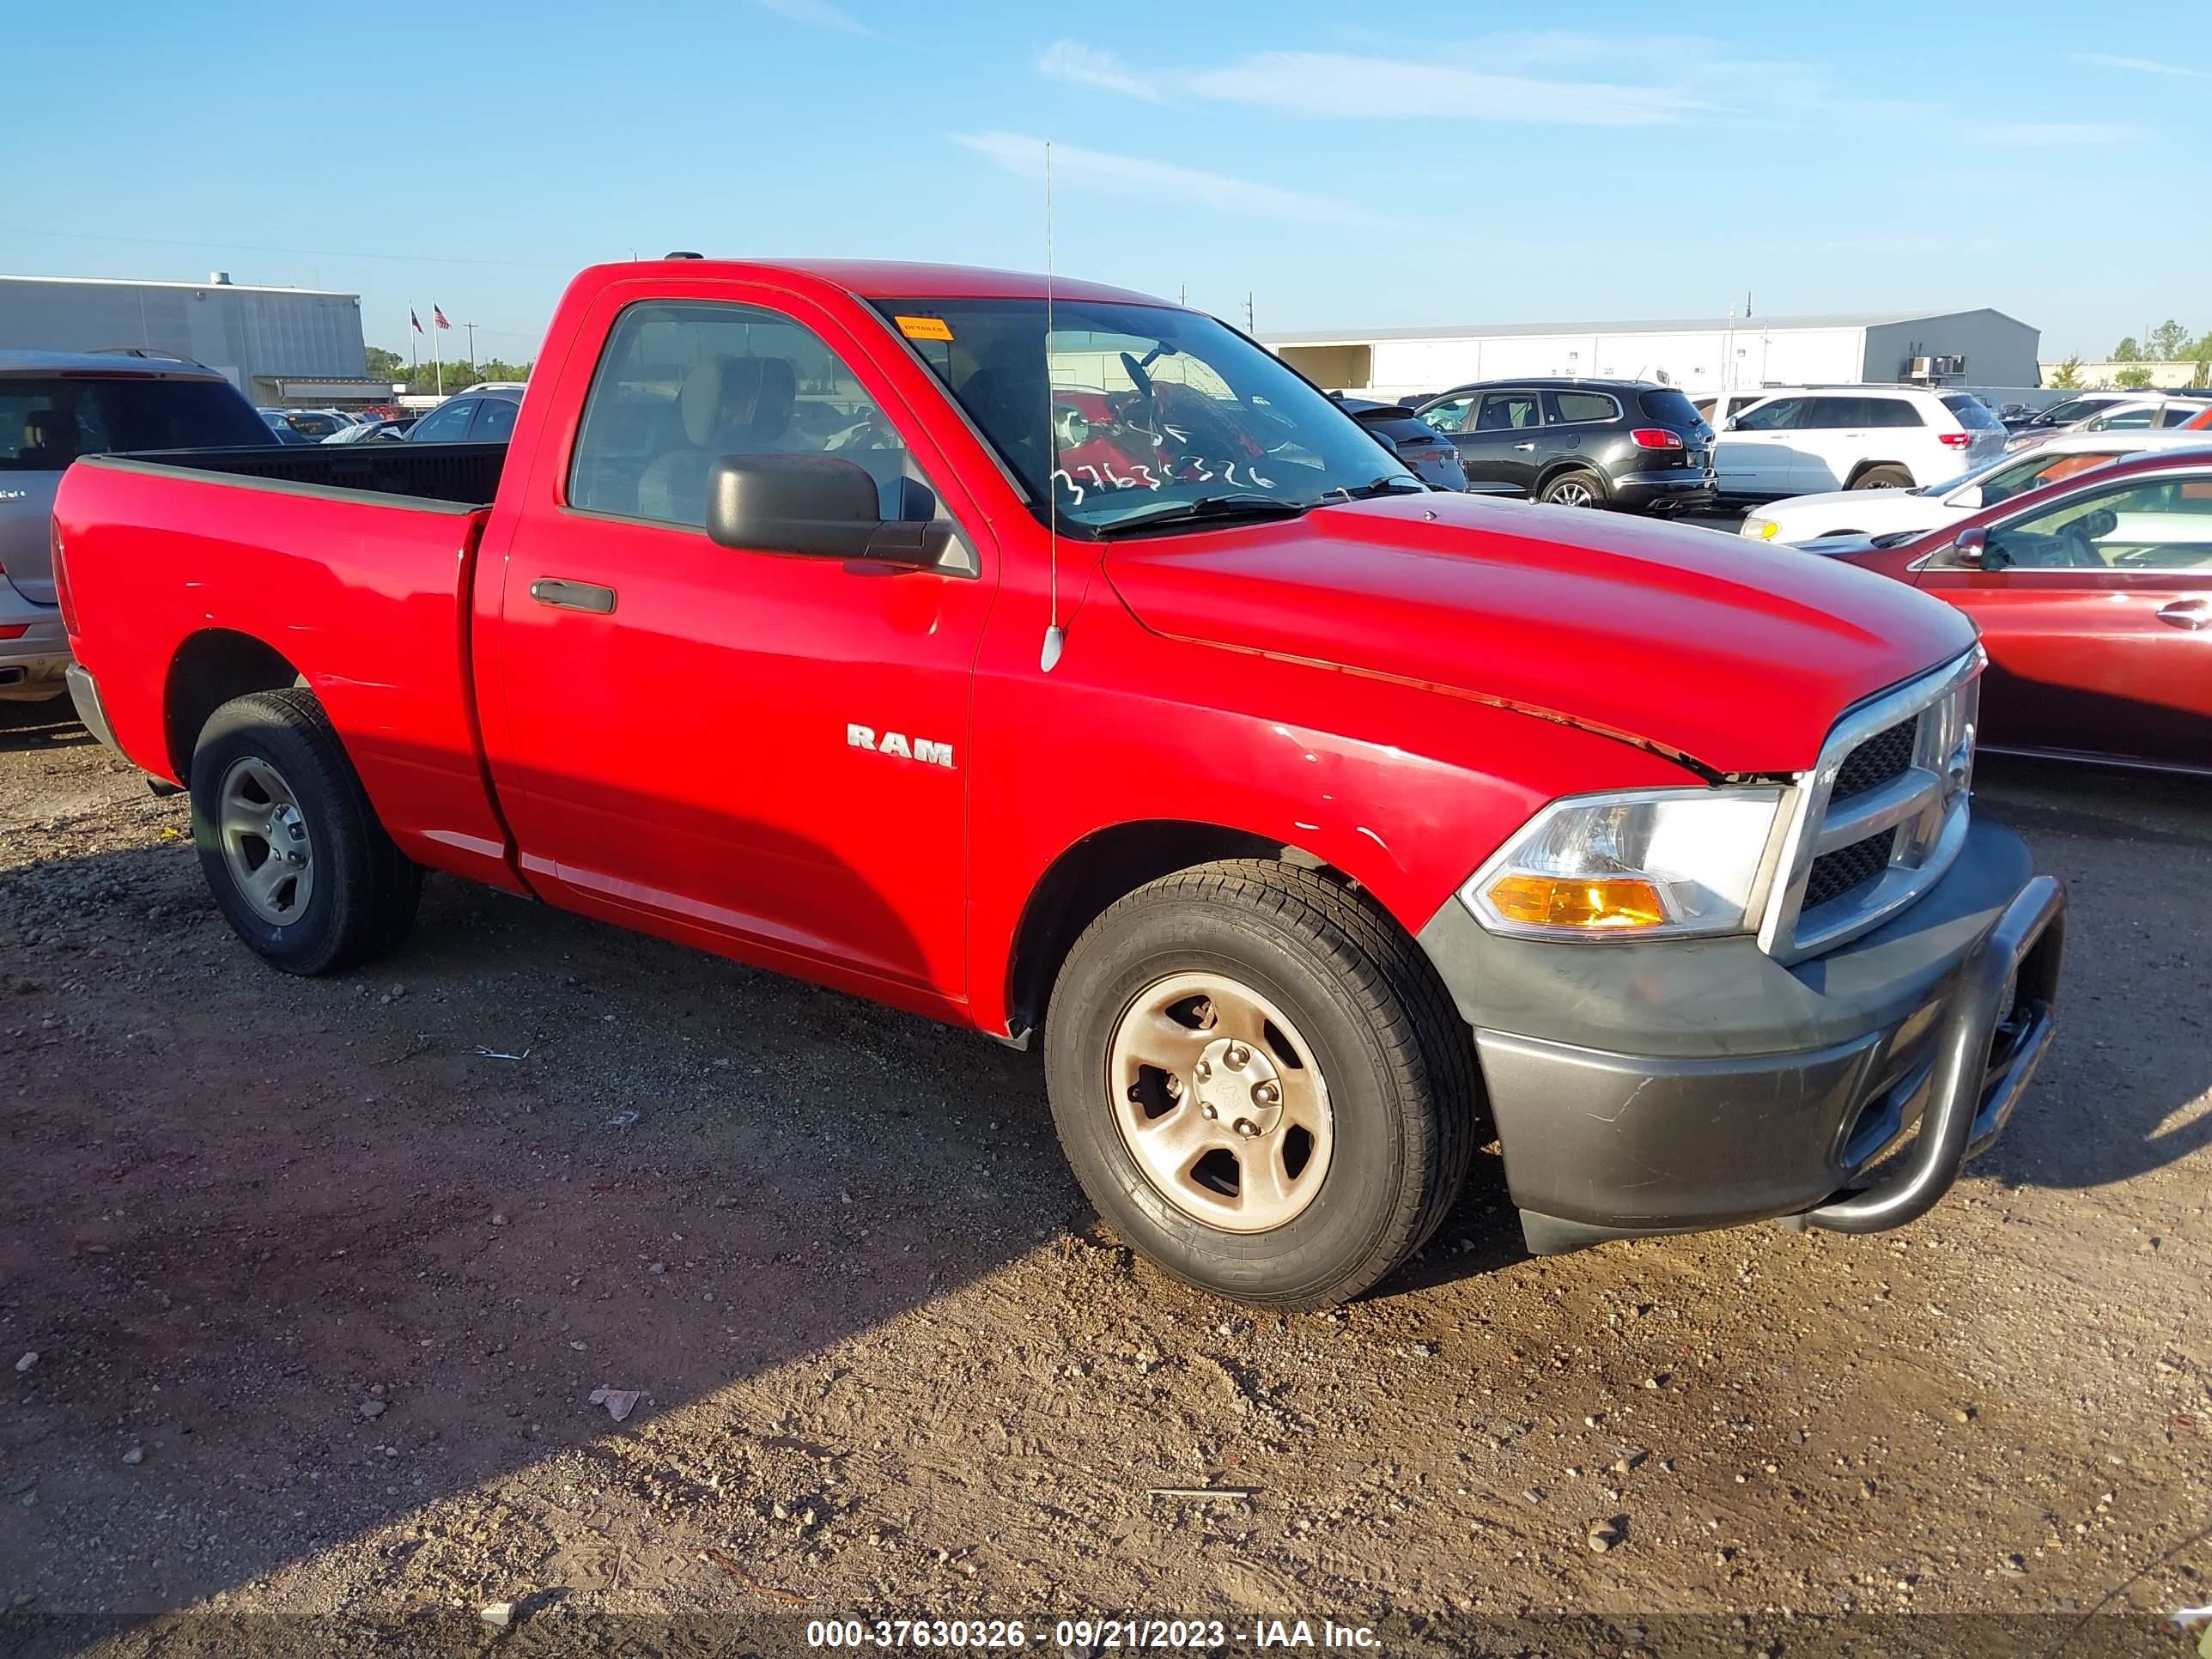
2033 398 2109 426
873 299 1414 531
2 375 267 471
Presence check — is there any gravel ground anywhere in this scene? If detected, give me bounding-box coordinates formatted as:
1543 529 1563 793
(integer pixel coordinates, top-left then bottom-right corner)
0 696 2206 1659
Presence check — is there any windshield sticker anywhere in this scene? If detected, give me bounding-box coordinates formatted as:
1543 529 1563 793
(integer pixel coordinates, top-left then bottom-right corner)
895 315 954 342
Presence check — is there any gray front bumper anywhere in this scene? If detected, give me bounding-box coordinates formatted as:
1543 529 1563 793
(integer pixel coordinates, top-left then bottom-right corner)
1418 817 2065 1254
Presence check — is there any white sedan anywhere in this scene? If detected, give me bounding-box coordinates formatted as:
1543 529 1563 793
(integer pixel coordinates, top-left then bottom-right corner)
1739 430 2212 545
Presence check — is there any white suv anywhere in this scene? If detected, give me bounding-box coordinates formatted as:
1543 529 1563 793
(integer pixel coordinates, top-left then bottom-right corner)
1712 386 2008 501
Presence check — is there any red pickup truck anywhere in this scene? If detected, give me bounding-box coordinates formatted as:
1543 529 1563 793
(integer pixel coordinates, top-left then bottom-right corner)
52 258 2067 1308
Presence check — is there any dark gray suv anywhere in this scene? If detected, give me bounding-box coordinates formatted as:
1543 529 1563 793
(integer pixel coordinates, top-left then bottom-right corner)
1412 378 1717 514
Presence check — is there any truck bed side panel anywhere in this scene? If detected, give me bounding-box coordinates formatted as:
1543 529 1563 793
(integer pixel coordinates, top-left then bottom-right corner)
54 459 520 891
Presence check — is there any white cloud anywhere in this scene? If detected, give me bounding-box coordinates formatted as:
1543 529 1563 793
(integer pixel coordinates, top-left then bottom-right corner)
1972 122 2138 147
950 131 1382 227
2072 52 2203 78
754 0 874 38
1036 41 1161 101
1182 51 1701 125
1036 33 1771 125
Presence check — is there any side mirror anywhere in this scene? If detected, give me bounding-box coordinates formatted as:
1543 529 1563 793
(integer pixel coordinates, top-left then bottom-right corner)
1951 526 1989 568
706 454 947 567
1723 416 1742 432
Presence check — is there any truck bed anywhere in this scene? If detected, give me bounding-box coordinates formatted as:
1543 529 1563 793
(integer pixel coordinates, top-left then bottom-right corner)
95 441 508 508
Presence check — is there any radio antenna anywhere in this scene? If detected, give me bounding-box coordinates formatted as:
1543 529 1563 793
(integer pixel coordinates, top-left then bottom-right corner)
1039 140 1066 674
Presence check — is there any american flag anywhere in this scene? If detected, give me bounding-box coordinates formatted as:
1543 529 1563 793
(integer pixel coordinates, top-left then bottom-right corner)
410 308 423 335
433 305 452 331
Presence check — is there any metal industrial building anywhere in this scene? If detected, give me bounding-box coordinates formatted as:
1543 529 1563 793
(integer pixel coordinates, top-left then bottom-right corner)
1263 308 2043 403
0 273 380 406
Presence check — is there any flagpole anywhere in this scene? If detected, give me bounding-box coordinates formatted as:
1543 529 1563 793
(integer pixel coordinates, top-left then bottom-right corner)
409 308 416 381
433 304 443 398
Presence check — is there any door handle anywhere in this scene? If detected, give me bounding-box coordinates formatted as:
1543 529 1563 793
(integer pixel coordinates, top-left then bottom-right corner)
2155 599 2208 631
1512 441 1537 452
529 578 617 615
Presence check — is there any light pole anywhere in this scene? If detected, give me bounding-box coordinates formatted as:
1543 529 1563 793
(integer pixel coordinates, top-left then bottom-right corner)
464 323 477 377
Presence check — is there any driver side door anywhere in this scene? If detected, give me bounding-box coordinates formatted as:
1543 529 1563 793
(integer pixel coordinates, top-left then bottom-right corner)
1917 472 2212 767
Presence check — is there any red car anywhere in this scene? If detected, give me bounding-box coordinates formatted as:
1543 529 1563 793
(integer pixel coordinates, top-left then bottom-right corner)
52 258 2064 1308
1827 447 2212 774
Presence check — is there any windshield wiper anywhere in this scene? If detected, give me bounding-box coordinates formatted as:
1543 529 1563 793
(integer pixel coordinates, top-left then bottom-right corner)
1093 493 1315 538
1328 475 1427 501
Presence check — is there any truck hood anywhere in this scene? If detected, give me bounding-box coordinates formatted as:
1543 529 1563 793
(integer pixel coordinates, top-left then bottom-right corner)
1101 493 1975 777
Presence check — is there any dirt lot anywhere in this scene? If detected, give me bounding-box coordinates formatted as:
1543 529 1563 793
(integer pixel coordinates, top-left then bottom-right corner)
1 697 2207 1658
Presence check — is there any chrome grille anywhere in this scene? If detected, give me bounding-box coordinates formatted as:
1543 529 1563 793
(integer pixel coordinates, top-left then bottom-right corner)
1759 650 1984 964
1831 716 1917 804
1802 827 1899 911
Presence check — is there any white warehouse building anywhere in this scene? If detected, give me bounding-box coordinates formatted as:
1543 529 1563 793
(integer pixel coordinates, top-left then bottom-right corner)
0 273 380 406
1262 308 2042 404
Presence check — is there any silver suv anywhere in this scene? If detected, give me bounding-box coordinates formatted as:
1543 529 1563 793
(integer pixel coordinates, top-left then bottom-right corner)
1 350 268 699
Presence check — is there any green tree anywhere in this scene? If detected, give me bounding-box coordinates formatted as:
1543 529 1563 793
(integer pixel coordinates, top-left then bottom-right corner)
2114 365 2156 389
2047 356 2084 389
2112 336 2143 362
2148 319 2191 361
367 345 534 397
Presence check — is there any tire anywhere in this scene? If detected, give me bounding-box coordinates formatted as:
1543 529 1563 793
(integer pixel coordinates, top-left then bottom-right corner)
189 689 421 975
1044 860 1476 1310
1539 469 1607 508
1850 465 1912 490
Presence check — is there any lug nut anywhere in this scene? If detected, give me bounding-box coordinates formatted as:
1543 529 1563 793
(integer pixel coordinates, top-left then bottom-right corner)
1200 1103 1218 1120
1253 1080 1280 1106
1225 1043 1250 1069
1233 1118 1258 1138
1195 1059 1212 1080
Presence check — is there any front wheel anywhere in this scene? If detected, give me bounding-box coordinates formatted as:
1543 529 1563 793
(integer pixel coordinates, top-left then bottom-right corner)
1044 861 1475 1309
190 689 421 975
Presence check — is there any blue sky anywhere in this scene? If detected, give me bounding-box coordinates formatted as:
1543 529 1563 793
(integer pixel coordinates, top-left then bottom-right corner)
5 0 2207 362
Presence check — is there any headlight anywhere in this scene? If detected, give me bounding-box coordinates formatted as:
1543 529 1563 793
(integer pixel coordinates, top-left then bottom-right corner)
1462 788 1784 940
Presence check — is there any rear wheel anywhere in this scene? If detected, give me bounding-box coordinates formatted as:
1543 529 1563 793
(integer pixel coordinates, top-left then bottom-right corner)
189 689 420 975
1540 469 1607 508
1045 860 1475 1310
1850 465 1912 490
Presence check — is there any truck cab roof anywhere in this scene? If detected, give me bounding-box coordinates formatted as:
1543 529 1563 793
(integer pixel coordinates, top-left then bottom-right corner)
571 258 1163 308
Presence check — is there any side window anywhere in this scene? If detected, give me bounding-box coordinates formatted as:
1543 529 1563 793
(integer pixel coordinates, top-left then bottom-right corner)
1799 397 1868 429
1474 391 1541 432
468 397 519 443
1975 475 2212 571
409 399 476 443
2098 406 2156 429
1867 398 1924 428
1733 397 1804 432
1419 396 1473 434
1545 390 1619 425
569 299 930 528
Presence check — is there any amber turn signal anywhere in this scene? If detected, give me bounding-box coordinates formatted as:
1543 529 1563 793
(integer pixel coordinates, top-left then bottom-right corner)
1486 873 1669 932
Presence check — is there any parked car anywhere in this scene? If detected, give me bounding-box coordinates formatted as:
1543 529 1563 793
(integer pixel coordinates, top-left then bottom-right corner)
53 257 2064 1308
1998 391 2142 439
1740 430 2212 544
1820 447 2212 773
1712 386 2007 501
1332 396 1466 490
2037 394 2212 439
258 408 313 445
2 349 268 701
321 417 413 445
404 386 522 443
1412 378 1715 513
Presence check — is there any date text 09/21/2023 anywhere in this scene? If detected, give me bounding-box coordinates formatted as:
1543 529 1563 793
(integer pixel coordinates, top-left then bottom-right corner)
803 1617 1382 1650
